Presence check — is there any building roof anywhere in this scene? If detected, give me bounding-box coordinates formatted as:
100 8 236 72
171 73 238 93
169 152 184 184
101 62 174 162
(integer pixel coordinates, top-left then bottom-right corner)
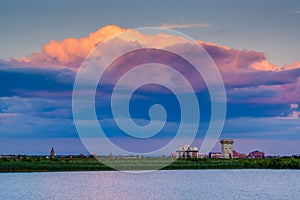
176 145 198 152
220 139 234 144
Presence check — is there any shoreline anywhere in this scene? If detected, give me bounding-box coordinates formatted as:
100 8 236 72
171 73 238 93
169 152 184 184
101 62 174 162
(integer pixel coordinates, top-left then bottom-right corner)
1 157 300 172
1 168 299 174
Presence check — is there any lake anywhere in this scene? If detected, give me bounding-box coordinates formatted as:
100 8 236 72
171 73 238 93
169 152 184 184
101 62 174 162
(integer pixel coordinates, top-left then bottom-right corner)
0 169 299 199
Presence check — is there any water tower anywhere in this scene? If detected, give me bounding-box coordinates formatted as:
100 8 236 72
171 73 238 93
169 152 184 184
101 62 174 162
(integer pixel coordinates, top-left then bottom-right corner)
220 139 234 158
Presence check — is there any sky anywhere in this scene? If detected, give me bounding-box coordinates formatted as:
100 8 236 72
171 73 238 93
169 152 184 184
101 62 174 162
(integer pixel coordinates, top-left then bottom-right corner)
0 0 300 155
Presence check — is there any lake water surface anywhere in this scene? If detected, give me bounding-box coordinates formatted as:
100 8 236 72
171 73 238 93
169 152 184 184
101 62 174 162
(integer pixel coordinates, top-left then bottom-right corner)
0 169 299 200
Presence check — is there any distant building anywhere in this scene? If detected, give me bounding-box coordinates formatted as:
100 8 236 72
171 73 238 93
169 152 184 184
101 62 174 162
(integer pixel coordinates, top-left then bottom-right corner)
198 154 207 158
233 150 247 159
208 152 222 158
248 150 265 158
50 147 55 159
220 139 234 158
174 140 267 159
176 145 198 158
0 154 16 159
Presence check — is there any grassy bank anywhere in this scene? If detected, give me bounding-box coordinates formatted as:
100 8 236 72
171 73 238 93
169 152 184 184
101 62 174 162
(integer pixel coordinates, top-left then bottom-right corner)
1 157 300 172
163 157 300 170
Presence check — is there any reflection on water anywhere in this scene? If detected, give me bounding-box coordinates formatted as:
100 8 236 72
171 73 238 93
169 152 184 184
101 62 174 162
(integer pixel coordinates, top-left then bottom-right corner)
0 170 299 200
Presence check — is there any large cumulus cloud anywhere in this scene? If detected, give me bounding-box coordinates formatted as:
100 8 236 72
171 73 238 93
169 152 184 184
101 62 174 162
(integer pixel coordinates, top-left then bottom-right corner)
2 25 300 106
1 24 300 147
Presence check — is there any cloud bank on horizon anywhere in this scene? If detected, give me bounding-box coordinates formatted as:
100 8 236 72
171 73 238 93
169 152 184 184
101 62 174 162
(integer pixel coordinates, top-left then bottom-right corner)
1 24 300 154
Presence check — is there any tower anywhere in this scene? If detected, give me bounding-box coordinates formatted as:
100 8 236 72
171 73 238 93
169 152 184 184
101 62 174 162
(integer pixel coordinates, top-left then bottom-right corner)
50 147 55 159
220 139 234 158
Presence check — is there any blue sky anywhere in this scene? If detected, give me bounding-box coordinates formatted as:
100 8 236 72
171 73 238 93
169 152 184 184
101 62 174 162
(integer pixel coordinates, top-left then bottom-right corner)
0 0 300 155
1 0 300 65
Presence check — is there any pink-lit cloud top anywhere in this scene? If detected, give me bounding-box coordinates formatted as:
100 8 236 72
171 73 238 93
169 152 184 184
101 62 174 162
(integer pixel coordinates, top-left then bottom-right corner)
16 25 299 72
1 25 300 155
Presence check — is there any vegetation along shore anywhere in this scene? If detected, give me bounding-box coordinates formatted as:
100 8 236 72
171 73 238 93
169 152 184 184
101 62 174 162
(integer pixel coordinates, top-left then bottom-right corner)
1 156 300 172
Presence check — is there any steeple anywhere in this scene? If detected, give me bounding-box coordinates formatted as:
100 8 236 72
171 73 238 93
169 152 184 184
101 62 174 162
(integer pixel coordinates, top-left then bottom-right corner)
50 147 55 159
